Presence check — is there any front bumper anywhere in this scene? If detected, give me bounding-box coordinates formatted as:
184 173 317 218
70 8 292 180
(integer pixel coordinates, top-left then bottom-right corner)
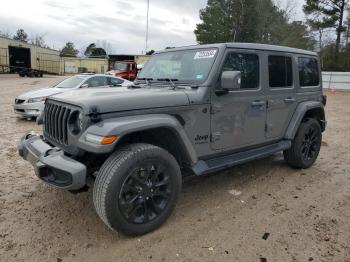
13 102 44 117
18 132 87 190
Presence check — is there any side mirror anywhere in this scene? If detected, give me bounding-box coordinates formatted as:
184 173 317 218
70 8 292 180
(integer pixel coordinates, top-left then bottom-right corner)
81 83 89 88
221 71 241 91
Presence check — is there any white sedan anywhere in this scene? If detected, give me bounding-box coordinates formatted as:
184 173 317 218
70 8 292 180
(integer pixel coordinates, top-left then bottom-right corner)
14 74 132 119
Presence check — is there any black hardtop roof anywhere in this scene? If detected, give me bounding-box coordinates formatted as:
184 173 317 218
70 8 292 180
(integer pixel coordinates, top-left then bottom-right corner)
157 43 318 56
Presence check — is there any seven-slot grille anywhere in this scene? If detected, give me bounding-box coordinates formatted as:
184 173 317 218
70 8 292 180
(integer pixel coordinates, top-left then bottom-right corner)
44 101 71 145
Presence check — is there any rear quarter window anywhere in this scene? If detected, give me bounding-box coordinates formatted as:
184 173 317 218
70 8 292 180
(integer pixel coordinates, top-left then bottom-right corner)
298 57 320 87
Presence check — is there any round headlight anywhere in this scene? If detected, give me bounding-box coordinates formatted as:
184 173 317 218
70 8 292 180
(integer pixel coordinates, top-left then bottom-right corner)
78 112 84 130
68 111 83 135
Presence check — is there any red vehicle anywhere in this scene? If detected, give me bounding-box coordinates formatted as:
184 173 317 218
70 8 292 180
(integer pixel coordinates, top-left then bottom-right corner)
107 61 138 81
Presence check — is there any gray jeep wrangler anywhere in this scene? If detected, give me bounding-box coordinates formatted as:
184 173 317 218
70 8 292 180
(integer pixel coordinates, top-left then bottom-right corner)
18 43 327 236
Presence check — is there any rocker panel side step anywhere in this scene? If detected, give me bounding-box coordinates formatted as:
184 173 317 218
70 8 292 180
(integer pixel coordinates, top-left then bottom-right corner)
192 140 291 176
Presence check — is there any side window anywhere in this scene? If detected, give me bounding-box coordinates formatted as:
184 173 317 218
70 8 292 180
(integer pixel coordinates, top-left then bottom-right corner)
109 77 124 86
222 52 259 89
298 57 320 87
268 55 293 88
85 76 108 87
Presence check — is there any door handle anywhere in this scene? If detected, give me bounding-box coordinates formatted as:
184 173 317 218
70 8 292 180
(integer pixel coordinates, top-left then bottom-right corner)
284 98 296 103
251 101 265 107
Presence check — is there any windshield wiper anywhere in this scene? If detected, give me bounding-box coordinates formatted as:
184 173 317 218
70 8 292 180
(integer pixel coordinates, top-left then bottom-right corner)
157 78 180 90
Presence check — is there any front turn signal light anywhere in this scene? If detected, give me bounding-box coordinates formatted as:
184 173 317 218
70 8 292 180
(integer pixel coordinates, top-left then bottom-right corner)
100 135 118 145
86 134 118 145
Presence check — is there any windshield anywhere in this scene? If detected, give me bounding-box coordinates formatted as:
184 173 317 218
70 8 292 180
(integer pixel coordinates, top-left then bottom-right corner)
55 76 88 88
114 63 128 71
138 48 218 82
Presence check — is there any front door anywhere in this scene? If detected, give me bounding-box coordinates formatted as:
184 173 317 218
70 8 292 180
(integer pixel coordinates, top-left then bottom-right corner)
211 50 266 151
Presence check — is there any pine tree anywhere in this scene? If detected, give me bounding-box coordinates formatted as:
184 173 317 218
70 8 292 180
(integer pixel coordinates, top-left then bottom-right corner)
194 0 314 49
303 0 348 55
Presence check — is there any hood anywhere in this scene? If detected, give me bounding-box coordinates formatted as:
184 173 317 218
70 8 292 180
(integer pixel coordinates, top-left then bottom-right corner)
17 87 67 100
51 87 190 114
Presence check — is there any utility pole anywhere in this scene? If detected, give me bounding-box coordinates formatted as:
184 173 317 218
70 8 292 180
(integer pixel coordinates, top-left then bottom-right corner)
346 20 350 46
145 0 150 54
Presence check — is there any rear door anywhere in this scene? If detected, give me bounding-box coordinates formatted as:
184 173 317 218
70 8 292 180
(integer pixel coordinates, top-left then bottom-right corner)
210 49 267 150
265 54 297 139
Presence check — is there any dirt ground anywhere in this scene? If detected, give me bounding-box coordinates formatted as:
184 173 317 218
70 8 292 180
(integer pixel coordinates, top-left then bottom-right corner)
0 74 349 262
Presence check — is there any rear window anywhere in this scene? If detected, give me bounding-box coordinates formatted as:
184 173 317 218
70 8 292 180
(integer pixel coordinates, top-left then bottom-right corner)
268 56 293 88
298 57 320 87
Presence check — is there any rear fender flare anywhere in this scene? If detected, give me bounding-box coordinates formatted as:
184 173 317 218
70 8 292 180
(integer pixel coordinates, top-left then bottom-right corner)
285 101 325 140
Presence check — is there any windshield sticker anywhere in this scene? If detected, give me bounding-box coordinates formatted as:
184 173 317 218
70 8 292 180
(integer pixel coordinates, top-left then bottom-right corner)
196 74 203 79
194 50 217 60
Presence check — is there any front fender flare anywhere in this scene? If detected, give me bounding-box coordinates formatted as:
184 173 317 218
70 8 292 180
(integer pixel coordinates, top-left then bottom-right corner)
285 101 325 140
78 114 198 164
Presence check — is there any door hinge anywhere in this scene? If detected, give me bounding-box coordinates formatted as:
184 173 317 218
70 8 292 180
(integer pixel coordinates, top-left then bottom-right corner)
265 123 273 133
210 132 221 142
210 105 221 114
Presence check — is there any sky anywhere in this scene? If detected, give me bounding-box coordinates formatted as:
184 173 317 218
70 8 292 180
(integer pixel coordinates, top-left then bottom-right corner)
0 0 305 55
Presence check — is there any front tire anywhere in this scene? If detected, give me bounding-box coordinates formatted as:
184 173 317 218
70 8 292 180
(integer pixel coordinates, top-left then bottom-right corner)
284 118 322 169
93 143 182 236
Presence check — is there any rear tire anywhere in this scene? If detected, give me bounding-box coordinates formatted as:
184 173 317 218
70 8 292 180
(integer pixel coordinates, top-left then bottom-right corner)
284 118 322 169
93 143 182 236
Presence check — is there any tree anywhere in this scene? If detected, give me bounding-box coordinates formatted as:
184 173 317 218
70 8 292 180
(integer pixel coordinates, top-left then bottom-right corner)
30 34 49 48
345 13 350 46
0 30 11 38
194 0 239 44
90 48 107 57
84 43 96 57
194 0 314 49
60 42 79 57
146 50 155 55
13 29 28 42
96 40 113 54
84 43 107 57
303 0 349 55
318 42 350 71
278 21 316 50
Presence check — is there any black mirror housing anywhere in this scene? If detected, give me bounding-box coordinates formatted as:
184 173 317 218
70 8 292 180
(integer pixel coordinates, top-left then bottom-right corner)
221 71 241 91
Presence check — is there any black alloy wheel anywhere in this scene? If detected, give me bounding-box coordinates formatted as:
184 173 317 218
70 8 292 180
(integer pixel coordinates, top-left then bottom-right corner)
301 125 320 162
93 143 182 236
284 118 322 169
119 162 172 224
